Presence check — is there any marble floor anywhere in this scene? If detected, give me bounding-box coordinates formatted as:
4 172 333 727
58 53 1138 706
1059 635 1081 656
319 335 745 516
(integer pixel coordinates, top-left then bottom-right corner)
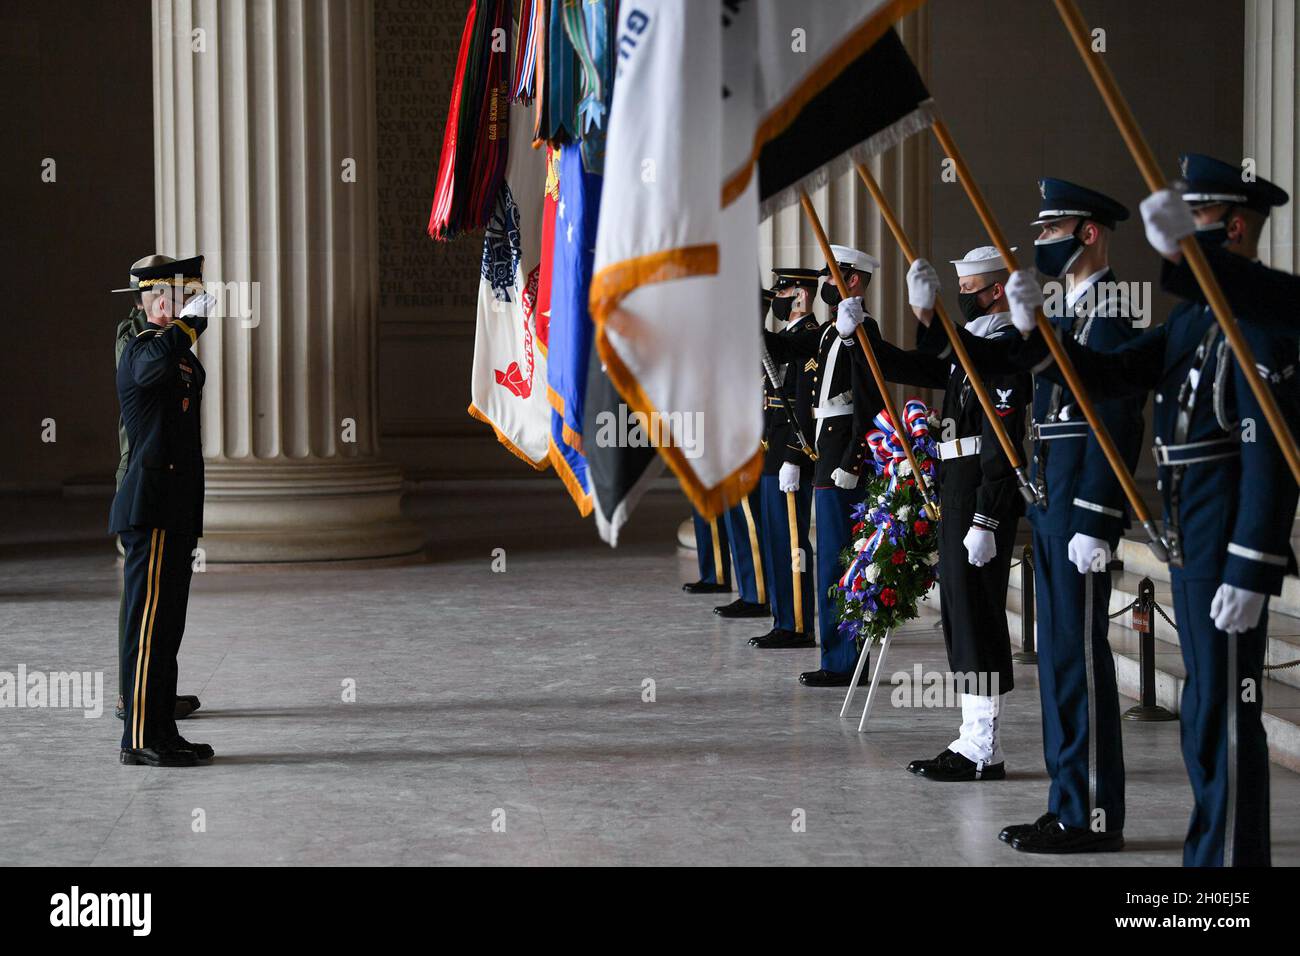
1 486 1297 866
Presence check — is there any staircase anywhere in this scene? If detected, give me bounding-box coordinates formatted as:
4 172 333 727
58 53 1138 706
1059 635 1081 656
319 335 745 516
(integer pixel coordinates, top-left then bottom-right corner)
1005 536 1300 773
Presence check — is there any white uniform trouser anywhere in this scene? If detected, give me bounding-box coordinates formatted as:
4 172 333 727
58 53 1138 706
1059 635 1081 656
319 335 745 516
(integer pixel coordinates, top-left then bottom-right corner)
948 693 1005 767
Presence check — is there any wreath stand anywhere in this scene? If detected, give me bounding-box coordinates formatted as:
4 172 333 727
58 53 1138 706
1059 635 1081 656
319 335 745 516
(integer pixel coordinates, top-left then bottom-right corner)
838 629 893 733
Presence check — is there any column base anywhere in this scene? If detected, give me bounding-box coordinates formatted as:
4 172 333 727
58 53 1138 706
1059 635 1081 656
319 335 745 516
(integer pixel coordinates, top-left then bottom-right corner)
198 459 426 564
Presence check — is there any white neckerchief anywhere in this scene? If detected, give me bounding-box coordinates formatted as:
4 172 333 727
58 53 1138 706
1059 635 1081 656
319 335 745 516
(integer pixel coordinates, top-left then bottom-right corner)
955 311 1013 377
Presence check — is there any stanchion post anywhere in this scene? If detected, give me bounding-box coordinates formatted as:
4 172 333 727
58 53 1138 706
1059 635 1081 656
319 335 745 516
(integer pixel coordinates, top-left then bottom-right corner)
1012 541 1037 665
1123 576 1176 721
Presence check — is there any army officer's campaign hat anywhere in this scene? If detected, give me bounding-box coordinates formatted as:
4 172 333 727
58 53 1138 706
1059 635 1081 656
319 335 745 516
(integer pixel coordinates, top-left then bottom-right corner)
111 254 204 294
1177 153 1289 216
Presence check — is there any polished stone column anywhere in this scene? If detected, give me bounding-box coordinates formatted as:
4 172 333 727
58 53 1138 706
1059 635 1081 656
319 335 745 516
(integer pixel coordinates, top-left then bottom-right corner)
152 0 424 562
1245 0 1297 273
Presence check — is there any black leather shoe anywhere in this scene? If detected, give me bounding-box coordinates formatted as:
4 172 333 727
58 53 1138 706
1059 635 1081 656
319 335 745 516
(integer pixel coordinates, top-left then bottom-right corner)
117 695 203 720
168 735 214 760
683 580 730 594
749 628 817 649
798 667 869 687
907 749 1005 781
999 812 1058 844
120 742 200 767
1010 821 1124 854
714 599 769 618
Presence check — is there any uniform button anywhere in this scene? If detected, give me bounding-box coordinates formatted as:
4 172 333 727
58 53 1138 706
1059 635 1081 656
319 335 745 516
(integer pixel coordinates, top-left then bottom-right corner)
168 464 175 471
1155 393 1163 403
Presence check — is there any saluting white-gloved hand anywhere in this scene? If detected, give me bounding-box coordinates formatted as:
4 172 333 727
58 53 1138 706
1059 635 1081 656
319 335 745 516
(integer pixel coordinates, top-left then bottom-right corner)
1005 269 1044 337
1141 188 1197 260
830 468 858 490
180 291 216 319
1210 583 1267 633
778 461 801 493
963 526 996 567
906 258 941 310
1067 533 1111 574
835 296 865 338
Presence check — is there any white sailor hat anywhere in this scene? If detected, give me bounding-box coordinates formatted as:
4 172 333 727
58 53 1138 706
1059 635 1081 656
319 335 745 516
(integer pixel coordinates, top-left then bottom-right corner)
817 244 880 277
949 245 1016 278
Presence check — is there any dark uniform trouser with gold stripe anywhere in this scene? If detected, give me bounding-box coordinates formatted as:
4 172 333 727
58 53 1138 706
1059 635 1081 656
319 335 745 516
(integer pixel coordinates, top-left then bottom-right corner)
119 528 196 751
691 510 731 588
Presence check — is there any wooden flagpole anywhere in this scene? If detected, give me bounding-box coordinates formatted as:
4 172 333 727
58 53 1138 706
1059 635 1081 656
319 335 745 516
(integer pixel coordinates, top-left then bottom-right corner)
928 118 1168 558
1053 0 1300 487
798 190 941 520
853 159 1042 508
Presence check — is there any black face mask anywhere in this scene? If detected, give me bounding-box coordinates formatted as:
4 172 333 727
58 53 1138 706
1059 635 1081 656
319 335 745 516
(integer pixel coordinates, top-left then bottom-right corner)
1194 216 1230 252
820 282 841 308
771 295 794 322
1033 224 1085 278
957 285 994 323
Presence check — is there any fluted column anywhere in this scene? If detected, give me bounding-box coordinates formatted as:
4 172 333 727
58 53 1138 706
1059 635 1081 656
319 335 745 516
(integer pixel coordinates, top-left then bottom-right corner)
758 10 932 410
1244 0 1298 273
153 0 423 562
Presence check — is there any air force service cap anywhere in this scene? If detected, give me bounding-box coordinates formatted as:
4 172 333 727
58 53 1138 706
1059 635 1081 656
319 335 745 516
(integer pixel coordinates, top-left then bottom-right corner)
1032 178 1130 231
1178 153 1289 215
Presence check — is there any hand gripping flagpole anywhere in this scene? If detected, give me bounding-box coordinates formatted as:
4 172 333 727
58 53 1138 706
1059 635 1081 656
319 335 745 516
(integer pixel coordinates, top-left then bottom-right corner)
1053 0 1300 488
798 190 941 521
927 119 1168 560
853 159 1042 509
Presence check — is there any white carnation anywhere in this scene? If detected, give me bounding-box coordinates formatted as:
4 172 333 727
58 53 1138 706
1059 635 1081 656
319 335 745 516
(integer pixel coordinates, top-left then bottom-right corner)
865 564 881 583
898 460 913 477
897 505 911 522
925 551 940 566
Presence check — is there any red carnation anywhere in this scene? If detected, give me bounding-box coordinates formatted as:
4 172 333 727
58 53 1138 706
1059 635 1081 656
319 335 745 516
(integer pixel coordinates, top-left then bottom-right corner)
913 519 930 536
890 549 906 565
880 587 898 607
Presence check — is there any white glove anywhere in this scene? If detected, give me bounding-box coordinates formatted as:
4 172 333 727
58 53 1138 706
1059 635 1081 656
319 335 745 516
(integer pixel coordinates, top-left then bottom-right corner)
778 461 801 493
1140 188 1196 259
835 296 865 338
1210 583 1266 634
179 291 216 319
830 468 858 490
906 259 941 310
963 526 996 567
1005 269 1043 337
1067 533 1111 574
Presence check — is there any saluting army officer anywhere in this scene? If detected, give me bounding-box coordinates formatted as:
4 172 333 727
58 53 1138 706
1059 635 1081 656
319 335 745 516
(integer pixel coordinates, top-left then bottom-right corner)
111 254 201 725
765 247 883 685
749 268 820 650
1012 155 1299 865
110 256 216 767
841 247 1030 778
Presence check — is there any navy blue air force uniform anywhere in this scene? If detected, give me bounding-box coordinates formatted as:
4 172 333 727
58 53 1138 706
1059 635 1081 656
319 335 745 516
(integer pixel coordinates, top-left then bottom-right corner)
863 312 1029 694
109 260 208 757
1039 157 1299 865
765 275 883 673
934 181 1143 840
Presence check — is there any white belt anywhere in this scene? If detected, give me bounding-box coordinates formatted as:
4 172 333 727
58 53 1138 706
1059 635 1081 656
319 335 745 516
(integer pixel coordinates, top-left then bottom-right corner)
813 390 853 419
938 435 982 460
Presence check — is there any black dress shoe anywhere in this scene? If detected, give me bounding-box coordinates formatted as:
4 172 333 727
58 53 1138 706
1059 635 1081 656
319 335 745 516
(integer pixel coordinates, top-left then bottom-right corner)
120 742 200 767
683 580 731 594
998 812 1058 844
798 667 870 687
117 695 203 721
168 735 214 760
749 628 817 649
1010 821 1124 854
714 599 770 618
907 749 1005 781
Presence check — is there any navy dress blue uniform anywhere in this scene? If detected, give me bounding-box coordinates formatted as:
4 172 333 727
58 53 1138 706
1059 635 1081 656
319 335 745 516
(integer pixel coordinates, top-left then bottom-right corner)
753 269 820 648
767 301 883 676
930 181 1143 843
109 257 209 764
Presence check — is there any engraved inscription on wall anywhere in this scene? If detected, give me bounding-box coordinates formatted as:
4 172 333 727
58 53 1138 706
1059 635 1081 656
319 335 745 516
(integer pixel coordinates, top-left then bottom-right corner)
374 0 480 318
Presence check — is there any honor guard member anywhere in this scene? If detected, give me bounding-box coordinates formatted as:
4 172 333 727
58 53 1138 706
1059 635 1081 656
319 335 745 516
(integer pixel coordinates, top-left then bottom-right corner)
920 180 1143 851
683 509 732 595
770 246 884 685
110 255 216 767
1025 156 1297 865
842 247 1030 776
713 289 774 620
749 267 820 650
111 255 201 724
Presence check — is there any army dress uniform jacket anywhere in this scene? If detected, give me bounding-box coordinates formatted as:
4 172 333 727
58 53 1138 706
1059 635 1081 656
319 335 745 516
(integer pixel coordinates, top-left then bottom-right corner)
109 318 207 537
760 314 820 477
766 316 882 486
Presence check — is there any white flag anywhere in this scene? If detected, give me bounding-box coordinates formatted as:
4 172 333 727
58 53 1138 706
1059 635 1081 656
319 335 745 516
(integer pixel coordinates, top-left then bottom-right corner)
468 102 552 470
